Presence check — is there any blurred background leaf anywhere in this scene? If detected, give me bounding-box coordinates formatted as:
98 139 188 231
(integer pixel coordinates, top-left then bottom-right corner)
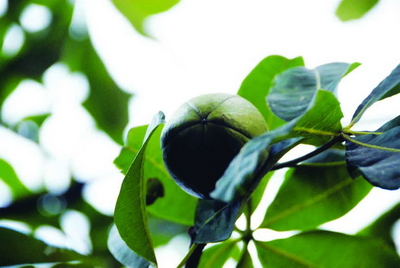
111 0 180 36
336 0 379 21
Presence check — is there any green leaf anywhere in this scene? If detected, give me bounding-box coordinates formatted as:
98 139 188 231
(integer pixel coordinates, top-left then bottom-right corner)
260 158 372 231
237 55 304 130
255 230 400 268
63 37 130 144
345 117 400 190
198 241 240 268
236 247 254 268
114 125 197 226
268 62 355 122
350 64 400 127
358 202 400 249
194 199 242 243
0 227 89 266
336 0 379 21
107 225 151 268
147 215 188 247
111 0 180 36
0 159 31 199
292 89 343 145
114 112 165 266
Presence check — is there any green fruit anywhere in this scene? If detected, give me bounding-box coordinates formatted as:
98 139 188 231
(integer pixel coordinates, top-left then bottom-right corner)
161 93 268 199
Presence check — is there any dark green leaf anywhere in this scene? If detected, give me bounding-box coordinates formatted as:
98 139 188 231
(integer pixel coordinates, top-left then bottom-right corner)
237 55 304 130
114 124 197 226
0 227 88 266
267 63 356 122
0 159 31 199
198 241 240 268
358 202 400 249
350 64 400 126
194 199 242 243
114 112 165 265
336 0 379 21
260 161 372 231
107 225 150 268
111 0 180 36
210 121 299 203
345 125 400 190
255 230 400 268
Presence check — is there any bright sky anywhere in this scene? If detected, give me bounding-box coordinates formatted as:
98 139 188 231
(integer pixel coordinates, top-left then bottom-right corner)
0 0 400 263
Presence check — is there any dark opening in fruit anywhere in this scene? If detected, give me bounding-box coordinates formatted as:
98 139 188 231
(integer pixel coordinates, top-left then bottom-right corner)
161 93 268 199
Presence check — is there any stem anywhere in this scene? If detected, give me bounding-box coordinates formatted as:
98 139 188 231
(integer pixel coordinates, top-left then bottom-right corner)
271 136 342 170
177 243 206 268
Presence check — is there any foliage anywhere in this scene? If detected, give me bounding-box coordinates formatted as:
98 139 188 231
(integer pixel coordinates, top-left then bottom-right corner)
113 56 400 267
0 1 399 268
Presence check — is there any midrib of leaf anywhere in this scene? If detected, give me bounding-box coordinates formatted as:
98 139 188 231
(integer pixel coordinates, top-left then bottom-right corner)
255 241 320 268
261 176 353 227
293 126 339 137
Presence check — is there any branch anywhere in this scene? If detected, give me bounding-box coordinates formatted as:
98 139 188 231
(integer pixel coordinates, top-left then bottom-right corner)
271 136 342 170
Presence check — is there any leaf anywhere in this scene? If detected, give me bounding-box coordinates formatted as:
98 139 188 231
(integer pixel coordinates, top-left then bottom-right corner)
292 89 343 144
0 227 89 266
236 247 254 268
336 0 379 21
198 241 240 268
267 62 357 122
147 215 188 248
210 121 300 203
194 198 242 243
112 0 180 36
260 157 372 231
107 225 151 268
63 37 131 144
255 230 400 268
0 159 31 199
237 55 304 130
114 112 165 266
114 124 197 226
358 202 400 249
345 124 400 190
350 64 400 126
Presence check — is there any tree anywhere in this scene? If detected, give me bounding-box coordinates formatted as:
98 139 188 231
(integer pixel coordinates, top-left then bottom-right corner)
0 0 399 267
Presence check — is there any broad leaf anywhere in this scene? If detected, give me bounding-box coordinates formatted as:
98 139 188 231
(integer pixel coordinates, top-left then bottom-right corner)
291 89 343 145
268 62 357 122
194 198 242 243
0 227 90 266
255 230 400 268
237 55 304 130
114 112 165 265
350 64 400 126
107 225 150 268
112 0 180 36
336 0 379 21
345 121 400 190
260 154 372 231
114 125 197 226
198 241 240 268
211 121 299 203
